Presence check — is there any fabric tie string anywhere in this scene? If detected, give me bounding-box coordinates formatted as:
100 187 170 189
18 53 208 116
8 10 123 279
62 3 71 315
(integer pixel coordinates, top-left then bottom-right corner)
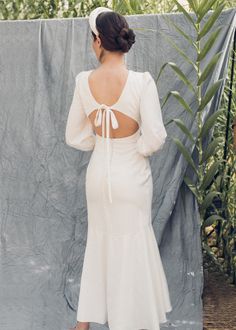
94 104 119 204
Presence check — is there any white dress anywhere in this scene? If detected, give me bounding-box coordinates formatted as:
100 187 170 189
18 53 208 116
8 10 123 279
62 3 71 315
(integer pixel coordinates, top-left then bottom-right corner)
65 69 172 330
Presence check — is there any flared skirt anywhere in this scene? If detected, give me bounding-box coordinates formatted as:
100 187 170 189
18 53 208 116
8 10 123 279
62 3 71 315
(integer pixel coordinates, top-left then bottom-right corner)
77 129 172 330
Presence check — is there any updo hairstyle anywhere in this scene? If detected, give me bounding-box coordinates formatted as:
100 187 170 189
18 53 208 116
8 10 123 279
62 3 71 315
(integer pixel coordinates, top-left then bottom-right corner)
91 11 136 53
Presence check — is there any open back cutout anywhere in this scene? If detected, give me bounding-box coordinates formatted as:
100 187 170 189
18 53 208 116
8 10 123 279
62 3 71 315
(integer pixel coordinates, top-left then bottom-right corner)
86 69 140 139
88 108 140 139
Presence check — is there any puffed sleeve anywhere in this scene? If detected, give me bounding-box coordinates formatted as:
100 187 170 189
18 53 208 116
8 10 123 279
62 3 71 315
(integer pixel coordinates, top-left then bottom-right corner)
136 71 167 157
65 72 96 151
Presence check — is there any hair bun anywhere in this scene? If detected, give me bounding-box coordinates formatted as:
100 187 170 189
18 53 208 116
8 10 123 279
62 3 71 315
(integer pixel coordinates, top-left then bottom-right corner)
95 11 136 54
116 27 136 52
119 27 129 39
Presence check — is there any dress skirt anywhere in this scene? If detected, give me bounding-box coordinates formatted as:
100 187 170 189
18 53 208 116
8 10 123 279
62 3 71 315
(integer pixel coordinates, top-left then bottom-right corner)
76 129 172 330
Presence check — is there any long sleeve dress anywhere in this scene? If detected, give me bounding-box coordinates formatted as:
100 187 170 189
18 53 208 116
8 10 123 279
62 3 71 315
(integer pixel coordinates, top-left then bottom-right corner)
65 69 172 330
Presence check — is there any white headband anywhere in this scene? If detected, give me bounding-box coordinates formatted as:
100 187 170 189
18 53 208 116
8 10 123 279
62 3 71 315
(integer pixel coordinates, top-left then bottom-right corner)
89 6 113 37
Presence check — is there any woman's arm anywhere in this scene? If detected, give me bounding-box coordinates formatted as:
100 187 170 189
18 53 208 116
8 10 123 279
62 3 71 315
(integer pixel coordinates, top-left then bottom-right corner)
65 72 96 151
136 71 167 157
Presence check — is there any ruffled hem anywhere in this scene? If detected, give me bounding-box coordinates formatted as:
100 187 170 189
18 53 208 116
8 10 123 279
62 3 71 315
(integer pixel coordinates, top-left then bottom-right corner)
77 223 172 330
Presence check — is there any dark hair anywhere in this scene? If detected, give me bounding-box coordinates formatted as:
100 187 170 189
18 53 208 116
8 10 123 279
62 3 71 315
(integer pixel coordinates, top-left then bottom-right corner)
91 11 136 53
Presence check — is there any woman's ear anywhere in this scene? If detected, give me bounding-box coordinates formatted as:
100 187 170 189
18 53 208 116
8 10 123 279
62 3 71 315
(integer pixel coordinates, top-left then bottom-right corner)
96 35 102 47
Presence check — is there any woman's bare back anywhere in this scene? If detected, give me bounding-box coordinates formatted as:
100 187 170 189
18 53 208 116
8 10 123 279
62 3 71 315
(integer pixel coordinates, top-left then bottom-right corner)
87 68 140 139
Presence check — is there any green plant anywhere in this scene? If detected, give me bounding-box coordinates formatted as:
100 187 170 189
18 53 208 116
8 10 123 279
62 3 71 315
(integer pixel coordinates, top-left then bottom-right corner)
0 0 235 20
157 0 236 281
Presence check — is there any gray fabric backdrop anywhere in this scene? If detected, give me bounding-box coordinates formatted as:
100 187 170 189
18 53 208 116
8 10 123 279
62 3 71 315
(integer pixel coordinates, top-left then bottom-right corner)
0 8 235 330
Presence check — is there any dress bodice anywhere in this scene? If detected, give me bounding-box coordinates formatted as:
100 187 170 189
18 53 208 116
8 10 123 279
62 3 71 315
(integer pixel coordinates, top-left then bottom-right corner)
78 69 142 127
65 69 167 157
65 68 168 203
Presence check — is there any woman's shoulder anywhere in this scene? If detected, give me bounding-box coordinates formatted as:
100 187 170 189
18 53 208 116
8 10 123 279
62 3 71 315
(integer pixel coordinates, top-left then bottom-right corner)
132 70 153 83
75 68 150 76
74 69 152 87
75 70 87 83
141 72 157 89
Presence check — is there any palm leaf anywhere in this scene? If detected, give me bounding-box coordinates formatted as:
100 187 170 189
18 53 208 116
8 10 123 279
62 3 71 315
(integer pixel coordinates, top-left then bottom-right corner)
199 159 222 190
173 118 195 143
163 16 197 49
172 0 196 28
157 62 195 92
183 175 198 198
161 91 194 116
197 26 222 61
199 108 225 139
197 0 222 22
198 51 223 85
199 79 224 112
188 0 199 14
159 31 197 69
172 137 198 174
200 191 221 210
198 4 225 40
200 136 223 163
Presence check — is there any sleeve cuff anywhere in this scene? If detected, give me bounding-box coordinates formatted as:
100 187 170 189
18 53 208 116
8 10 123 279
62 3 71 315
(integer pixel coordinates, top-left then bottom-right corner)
136 133 167 157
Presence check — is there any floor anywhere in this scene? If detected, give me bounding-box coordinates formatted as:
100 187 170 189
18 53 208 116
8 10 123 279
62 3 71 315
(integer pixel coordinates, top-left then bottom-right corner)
203 251 236 330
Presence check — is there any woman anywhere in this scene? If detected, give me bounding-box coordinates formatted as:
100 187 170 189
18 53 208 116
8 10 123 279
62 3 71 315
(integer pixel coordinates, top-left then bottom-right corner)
65 6 172 330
